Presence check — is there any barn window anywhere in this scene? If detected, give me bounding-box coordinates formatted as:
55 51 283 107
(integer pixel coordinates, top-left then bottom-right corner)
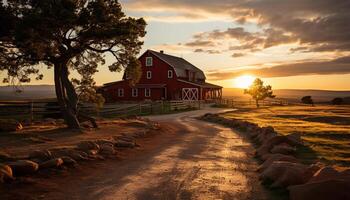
146 71 152 79
168 70 173 78
132 88 138 97
145 88 151 97
117 88 124 97
146 57 153 66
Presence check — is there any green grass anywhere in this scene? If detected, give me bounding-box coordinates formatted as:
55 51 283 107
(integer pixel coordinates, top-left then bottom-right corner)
221 105 350 167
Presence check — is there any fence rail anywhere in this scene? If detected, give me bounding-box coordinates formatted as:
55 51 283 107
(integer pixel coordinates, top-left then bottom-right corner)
214 98 289 107
0 100 202 121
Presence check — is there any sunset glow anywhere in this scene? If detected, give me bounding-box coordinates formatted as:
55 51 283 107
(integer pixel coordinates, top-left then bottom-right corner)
234 75 255 89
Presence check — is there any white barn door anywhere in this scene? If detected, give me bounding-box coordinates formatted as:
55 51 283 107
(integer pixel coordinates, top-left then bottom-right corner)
182 88 198 100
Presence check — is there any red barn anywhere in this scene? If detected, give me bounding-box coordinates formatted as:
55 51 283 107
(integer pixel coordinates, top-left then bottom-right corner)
99 50 222 102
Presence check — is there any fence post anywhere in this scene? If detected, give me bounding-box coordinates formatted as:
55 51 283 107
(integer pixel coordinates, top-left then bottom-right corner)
139 103 142 115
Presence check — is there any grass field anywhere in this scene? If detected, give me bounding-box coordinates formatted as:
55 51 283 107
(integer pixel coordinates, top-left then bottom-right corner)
221 105 350 167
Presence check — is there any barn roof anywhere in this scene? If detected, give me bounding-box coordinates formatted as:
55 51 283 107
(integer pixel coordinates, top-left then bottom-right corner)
148 50 206 80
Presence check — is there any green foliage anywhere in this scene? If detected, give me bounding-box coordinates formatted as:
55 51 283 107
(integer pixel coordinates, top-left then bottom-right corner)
244 78 275 107
0 0 146 97
331 97 343 105
301 96 314 105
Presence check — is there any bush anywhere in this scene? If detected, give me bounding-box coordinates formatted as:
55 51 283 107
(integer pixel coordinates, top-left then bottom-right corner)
331 97 343 105
301 96 314 105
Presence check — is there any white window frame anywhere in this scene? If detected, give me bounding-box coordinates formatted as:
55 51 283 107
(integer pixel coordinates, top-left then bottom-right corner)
132 88 138 97
168 70 173 78
117 88 124 97
145 88 151 97
146 71 152 79
146 57 153 67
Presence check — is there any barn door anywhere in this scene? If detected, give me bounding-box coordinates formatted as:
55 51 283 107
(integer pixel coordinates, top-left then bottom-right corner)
182 88 198 100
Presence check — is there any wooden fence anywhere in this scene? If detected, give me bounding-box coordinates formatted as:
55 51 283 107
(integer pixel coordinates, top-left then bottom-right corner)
0 100 202 121
214 98 289 107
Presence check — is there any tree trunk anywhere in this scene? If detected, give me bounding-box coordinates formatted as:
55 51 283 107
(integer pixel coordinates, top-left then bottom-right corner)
256 99 260 108
54 62 80 129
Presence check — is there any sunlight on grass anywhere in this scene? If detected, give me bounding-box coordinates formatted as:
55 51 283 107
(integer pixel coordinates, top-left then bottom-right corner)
222 105 350 167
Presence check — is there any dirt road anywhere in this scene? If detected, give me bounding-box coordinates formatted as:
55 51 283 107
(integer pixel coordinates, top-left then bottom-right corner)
2 109 271 200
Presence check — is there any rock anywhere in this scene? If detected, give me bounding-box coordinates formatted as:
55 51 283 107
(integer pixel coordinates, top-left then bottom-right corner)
76 141 100 152
95 139 115 147
29 150 52 162
125 120 149 128
51 148 89 161
286 133 303 146
260 161 320 188
61 156 77 166
288 179 350 200
114 135 135 143
270 143 296 155
0 119 23 132
39 158 64 169
8 160 39 176
0 164 14 183
115 140 135 148
308 166 350 183
100 144 116 155
0 151 14 162
258 154 299 173
256 135 300 160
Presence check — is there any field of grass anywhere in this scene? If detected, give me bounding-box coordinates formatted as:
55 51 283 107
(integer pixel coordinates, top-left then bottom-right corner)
221 105 350 167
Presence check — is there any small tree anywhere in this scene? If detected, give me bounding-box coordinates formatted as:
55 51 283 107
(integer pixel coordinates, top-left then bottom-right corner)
331 97 343 105
244 78 275 108
0 0 146 129
301 96 314 106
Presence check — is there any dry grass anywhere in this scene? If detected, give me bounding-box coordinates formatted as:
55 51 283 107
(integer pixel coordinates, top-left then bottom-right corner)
221 105 350 167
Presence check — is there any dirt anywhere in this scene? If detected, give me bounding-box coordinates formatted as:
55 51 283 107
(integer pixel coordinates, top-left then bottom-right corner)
0 109 273 200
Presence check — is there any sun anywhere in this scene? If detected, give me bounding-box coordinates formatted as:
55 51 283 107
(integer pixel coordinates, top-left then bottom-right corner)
234 75 256 89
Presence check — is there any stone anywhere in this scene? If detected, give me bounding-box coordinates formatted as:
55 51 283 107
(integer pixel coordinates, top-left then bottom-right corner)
260 161 320 188
39 158 64 169
51 148 89 161
0 151 14 162
258 154 299 173
270 143 296 155
115 140 135 148
95 139 115 146
0 164 14 183
288 179 350 200
100 144 116 155
308 166 350 183
0 119 23 132
29 150 52 162
76 141 100 152
61 156 77 166
8 160 39 176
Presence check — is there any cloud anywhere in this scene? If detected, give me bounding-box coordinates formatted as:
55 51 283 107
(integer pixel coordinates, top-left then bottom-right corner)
207 56 350 80
124 0 350 53
232 53 246 57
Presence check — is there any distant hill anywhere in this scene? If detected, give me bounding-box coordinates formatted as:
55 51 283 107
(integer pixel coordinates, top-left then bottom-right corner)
1 85 350 102
223 88 350 102
0 85 55 100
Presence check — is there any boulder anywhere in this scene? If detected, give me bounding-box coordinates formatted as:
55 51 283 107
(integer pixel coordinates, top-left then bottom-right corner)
0 119 23 132
100 144 116 155
258 154 299 173
308 166 350 183
51 148 89 161
0 164 14 183
115 140 135 148
95 139 115 147
256 135 300 160
288 179 350 200
270 143 296 155
260 161 320 188
0 151 14 162
113 135 135 143
61 156 77 166
39 158 64 169
76 141 100 152
29 150 52 162
8 160 39 176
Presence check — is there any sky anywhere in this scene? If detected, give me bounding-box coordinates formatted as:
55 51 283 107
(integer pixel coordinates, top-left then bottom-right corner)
1 0 350 90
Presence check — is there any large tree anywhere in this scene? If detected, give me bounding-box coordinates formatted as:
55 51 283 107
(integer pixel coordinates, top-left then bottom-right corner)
0 0 146 128
244 78 275 108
